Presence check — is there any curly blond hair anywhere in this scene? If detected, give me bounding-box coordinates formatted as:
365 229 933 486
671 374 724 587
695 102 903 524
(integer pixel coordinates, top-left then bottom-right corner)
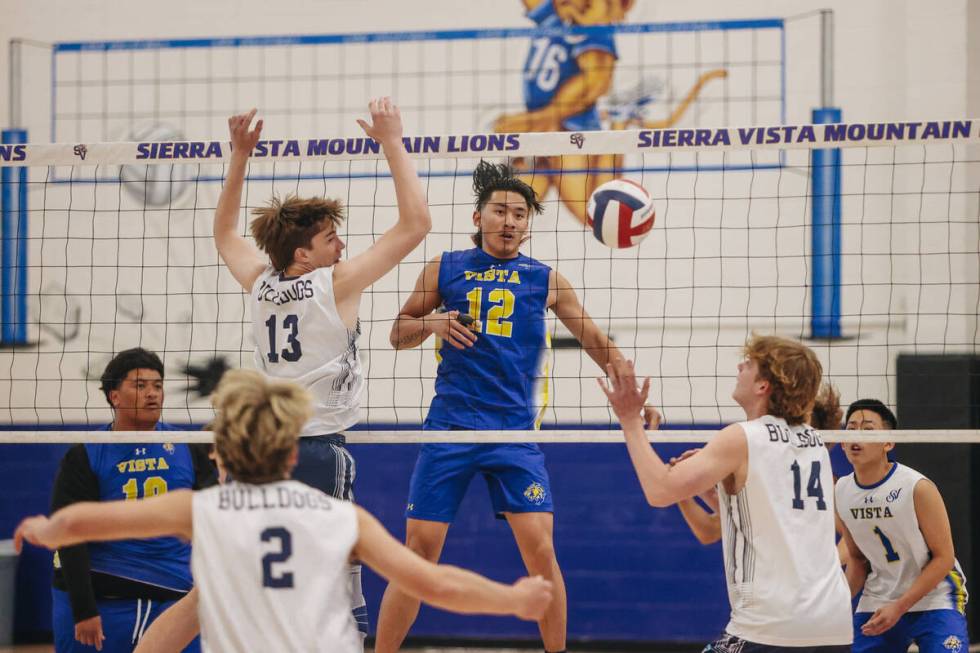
250 195 344 271
210 369 312 483
742 335 823 426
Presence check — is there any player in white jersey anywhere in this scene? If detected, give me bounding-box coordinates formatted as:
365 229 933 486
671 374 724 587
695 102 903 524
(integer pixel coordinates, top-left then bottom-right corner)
14 370 554 653
670 383 845 548
836 398 969 653
599 336 852 651
212 97 431 636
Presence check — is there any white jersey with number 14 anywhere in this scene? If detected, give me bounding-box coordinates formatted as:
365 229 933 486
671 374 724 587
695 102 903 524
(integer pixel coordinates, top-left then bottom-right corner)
720 416 852 647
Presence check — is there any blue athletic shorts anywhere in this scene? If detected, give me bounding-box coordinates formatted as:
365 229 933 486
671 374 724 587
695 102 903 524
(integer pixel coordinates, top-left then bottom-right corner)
53 589 200 653
406 421 553 522
291 434 355 501
853 609 968 653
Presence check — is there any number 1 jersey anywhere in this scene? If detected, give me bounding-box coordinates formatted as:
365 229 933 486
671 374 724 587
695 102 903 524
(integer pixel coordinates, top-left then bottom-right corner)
251 266 363 436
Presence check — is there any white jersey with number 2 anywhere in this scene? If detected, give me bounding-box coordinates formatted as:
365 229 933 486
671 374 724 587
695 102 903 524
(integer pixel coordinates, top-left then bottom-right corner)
251 266 364 436
192 480 361 652
719 415 852 647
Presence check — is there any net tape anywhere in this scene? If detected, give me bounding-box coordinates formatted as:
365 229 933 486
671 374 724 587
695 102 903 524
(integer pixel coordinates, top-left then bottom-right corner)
2 429 978 444
2 119 978 167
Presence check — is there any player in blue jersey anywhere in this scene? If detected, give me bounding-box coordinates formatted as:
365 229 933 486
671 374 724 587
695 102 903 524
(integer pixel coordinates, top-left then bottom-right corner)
375 160 654 653
493 0 630 227
49 347 216 652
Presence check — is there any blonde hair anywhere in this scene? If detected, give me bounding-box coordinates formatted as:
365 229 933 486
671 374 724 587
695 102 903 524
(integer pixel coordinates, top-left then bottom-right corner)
810 383 843 430
742 334 823 426
250 195 344 271
210 369 312 484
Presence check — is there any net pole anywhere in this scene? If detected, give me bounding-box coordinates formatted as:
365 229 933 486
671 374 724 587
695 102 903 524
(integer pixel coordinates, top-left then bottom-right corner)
1 128 28 345
810 9 842 338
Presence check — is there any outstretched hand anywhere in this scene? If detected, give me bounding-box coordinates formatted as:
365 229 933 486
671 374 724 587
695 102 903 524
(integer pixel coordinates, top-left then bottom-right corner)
598 359 652 424
356 97 403 146
14 515 54 552
227 108 263 156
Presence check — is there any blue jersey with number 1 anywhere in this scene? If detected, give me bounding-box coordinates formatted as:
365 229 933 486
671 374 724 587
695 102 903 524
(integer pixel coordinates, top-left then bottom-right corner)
522 0 618 131
84 423 195 591
426 248 551 431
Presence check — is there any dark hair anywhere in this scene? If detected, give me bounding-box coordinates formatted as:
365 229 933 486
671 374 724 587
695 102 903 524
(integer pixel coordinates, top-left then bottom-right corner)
250 195 345 271
471 160 543 248
100 347 164 406
810 383 843 430
845 398 897 429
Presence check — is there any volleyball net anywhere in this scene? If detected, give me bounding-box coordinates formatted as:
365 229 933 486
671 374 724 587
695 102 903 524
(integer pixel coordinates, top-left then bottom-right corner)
1 117 978 443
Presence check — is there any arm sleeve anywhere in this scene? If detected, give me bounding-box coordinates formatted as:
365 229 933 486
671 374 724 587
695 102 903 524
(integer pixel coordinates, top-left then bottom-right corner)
50 445 101 623
189 443 219 489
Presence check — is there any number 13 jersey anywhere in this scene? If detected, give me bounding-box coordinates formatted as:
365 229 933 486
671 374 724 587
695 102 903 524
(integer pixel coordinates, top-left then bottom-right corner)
251 266 363 436
720 416 852 647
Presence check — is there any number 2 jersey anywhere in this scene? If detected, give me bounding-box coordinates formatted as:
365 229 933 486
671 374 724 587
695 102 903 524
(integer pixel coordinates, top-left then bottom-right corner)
836 462 969 615
427 248 551 431
192 480 360 652
251 266 364 436
719 416 852 647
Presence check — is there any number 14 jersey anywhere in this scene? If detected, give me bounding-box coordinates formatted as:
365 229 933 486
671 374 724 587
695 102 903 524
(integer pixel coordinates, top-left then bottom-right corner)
251 266 363 436
720 416 852 647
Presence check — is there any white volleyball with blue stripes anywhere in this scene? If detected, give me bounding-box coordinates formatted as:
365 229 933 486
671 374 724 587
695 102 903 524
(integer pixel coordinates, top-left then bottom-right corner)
586 179 656 248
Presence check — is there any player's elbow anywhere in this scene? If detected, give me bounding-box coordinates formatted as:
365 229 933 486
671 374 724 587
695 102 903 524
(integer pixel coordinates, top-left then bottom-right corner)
693 528 721 546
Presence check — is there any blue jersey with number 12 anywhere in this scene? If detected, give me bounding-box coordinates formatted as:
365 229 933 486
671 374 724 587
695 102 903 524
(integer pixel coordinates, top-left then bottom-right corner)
427 248 551 431
82 423 195 591
523 0 618 131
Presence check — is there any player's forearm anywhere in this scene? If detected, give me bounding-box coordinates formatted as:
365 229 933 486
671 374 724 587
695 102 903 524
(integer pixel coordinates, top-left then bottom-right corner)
423 564 521 616
382 138 431 237
213 152 249 245
621 416 675 507
894 554 955 613
390 315 431 349
677 499 721 545
581 328 624 371
844 557 868 598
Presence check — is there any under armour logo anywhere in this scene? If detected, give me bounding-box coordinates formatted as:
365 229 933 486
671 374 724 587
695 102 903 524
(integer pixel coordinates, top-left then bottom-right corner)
135 447 147 456
863 495 875 504
570 133 584 149
73 144 88 160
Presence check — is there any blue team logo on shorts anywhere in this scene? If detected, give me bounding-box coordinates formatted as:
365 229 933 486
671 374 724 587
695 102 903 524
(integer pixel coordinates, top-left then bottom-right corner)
944 635 963 652
524 482 547 505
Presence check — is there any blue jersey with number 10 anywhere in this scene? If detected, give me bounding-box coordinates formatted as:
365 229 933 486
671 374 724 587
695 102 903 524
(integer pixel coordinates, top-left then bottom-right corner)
81 423 195 591
522 0 618 132
427 248 552 431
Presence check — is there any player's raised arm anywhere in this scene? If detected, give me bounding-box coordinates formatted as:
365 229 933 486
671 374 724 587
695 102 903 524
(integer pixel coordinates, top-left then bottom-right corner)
599 358 745 507
14 491 194 552
333 97 432 302
353 507 552 620
389 257 479 350
213 109 268 292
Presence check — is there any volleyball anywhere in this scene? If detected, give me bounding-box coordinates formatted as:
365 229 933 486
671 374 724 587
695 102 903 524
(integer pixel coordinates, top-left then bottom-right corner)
586 179 656 248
